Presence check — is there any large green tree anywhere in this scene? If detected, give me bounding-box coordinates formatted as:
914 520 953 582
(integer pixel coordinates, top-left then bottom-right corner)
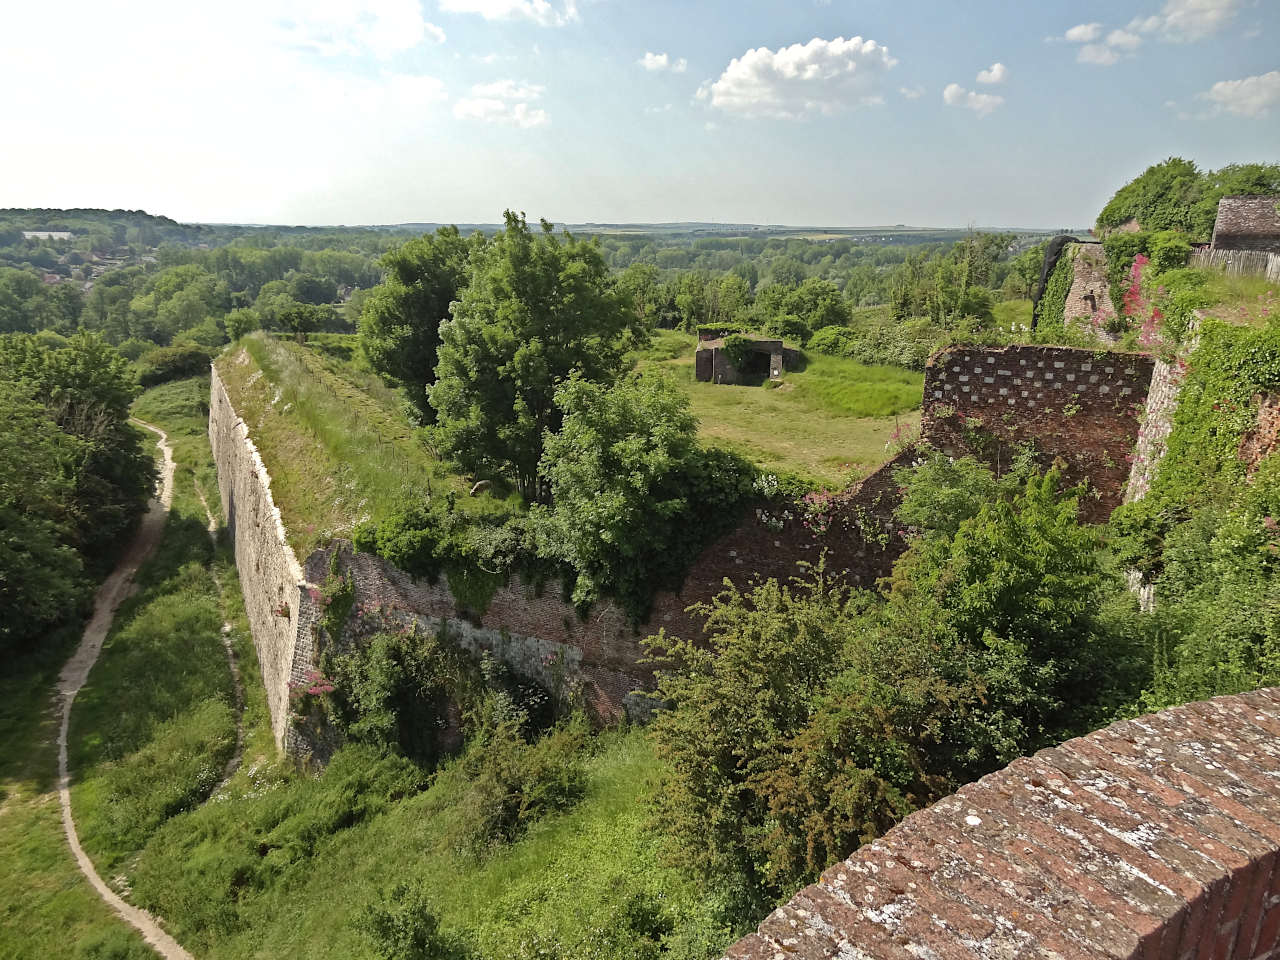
533 373 748 615
359 226 473 418
0 332 155 560
429 212 634 501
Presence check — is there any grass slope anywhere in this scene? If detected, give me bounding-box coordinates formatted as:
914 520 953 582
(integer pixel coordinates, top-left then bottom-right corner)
216 333 519 555
638 330 922 487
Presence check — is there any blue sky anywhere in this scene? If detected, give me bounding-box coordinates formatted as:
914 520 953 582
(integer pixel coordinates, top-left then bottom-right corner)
1 0 1276 227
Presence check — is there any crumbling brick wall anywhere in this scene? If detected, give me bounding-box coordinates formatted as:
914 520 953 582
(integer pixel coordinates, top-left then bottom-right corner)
923 344 1156 522
1062 243 1116 341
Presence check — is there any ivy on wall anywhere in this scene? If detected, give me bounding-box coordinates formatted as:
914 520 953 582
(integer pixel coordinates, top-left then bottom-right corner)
1033 247 1075 342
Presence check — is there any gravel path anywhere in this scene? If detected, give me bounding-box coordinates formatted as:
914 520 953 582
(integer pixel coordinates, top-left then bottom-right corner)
55 419 195 960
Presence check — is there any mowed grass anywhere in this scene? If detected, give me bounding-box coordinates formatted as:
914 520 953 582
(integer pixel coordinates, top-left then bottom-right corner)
639 329 922 488
216 333 520 555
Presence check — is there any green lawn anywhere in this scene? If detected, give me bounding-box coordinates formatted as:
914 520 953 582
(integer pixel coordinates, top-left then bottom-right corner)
639 329 922 487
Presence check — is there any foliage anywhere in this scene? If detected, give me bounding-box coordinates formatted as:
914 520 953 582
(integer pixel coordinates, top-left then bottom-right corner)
0 379 87 652
360 227 474 419
1033 245 1075 340
1147 230 1191 274
1096 158 1280 241
447 713 588 859
322 626 482 768
430 213 636 501
135 342 214 387
720 334 756 372
533 373 752 618
357 883 470 960
893 446 1037 539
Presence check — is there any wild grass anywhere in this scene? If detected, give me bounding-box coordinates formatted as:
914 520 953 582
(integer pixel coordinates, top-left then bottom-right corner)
217 334 519 555
1197 271 1277 328
639 330 922 488
124 730 728 959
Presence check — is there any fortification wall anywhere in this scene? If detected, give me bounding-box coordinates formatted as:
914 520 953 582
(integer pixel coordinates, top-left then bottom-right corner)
923 344 1156 521
209 367 315 749
215 342 1161 754
1062 242 1117 339
725 687 1280 960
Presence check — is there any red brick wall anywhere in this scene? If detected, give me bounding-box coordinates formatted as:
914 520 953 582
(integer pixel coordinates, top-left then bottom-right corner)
923 344 1155 522
725 687 1280 960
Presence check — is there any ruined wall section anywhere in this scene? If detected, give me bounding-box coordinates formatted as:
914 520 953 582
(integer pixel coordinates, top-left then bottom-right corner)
209 367 317 749
1062 242 1117 341
923 344 1156 522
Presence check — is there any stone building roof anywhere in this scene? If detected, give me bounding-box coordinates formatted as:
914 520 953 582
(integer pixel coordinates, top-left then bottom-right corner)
1211 195 1280 250
725 687 1280 960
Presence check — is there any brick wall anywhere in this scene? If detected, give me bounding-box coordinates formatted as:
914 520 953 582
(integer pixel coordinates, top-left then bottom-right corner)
725 687 1280 960
1062 243 1117 342
923 344 1155 522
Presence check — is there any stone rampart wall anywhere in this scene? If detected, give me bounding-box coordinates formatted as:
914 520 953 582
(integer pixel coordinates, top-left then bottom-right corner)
725 687 1280 960
923 344 1156 521
209 367 315 749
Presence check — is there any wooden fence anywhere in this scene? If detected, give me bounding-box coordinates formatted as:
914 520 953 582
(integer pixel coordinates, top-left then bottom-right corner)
1191 247 1280 282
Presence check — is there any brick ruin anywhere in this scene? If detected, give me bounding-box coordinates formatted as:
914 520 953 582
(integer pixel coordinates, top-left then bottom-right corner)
724 687 1280 960
695 335 787 383
1063 242 1118 341
211 342 1159 750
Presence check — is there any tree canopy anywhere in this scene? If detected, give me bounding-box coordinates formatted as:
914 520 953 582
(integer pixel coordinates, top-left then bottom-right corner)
429 212 636 500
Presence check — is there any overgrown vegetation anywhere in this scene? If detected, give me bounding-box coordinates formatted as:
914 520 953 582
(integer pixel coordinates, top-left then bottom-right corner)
1095 157 1280 240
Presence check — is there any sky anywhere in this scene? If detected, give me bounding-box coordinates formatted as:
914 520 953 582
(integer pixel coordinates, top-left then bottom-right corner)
1 0 1277 228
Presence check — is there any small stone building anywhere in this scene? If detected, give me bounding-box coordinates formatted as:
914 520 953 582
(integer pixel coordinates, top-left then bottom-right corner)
695 335 785 384
1211 195 1280 253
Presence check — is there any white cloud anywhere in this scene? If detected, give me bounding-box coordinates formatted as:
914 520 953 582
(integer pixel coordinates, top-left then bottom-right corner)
439 0 578 26
1077 43 1122 65
899 85 923 99
1064 22 1102 43
1128 0 1240 41
639 51 687 73
454 79 549 126
1197 69 1280 116
644 103 674 114
1105 29 1142 50
696 35 897 119
275 0 445 58
942 82 1004 117
976 62 1007 84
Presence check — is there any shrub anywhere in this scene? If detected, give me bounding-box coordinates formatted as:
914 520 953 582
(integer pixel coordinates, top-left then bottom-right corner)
136 343 214 388
1148 230 1192 274
322 627 482 768
357 882 470 960
447 714 588 858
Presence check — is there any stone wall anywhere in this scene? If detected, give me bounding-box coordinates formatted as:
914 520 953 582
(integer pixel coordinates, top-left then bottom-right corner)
209 367 316 749
923 344 1156 522
1062 242 1117 341
724 687 1280 960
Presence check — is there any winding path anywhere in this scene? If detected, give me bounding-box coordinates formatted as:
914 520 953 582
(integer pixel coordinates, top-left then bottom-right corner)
55 419 194 960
